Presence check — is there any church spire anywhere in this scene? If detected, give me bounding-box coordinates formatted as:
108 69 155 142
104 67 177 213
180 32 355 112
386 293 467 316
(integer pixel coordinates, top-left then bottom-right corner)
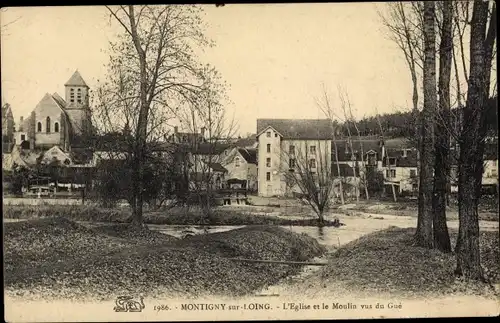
64 70 88 88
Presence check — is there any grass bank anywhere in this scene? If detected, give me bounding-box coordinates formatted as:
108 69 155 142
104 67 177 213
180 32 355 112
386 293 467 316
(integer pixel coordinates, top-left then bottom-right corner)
2 204 343 227
4 217 326 301
330 201 499 221
306 227 499 298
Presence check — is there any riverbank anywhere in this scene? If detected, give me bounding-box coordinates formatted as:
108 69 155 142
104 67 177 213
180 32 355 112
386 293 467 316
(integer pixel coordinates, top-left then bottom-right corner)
267 226 500 301
4 217 326 301
2 204 344 227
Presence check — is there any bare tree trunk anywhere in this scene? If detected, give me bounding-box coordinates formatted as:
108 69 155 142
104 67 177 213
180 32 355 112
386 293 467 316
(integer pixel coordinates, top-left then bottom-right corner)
332 131 345 205
128 5 149 227
455 1 495 280
415 1 436 248
432 0 453 253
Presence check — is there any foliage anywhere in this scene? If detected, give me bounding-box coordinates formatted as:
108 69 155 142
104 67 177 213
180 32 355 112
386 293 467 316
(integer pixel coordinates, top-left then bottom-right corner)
365 169 385 196
92 152 178 208
8 163 33 195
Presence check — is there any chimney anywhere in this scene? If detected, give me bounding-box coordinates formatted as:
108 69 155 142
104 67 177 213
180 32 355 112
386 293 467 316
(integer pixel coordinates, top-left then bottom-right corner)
402 149 407 158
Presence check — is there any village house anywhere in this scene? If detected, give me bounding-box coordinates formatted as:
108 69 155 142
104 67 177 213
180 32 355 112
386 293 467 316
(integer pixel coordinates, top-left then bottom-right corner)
331 137 418 196
450 137 498 194
220 147 258 191
256 119 332 197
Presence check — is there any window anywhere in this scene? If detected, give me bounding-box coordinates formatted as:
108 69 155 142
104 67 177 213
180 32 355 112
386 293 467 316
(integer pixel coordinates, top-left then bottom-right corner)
289 158 296 169
267 144 271 153
266 131 271 137
412 183 418 191
386 169 396 178
21 134 26 141
388 157 396 166
77 88 82 103
235 157 240 167
266 157 271 167
310 145 316 154
37 122 42 132
309 159 316 169
54 122 59 133
46 117 51 133
289 145 295 155
410 169 417 178
70 88 75 103
275 133 278 137
266 172 271 181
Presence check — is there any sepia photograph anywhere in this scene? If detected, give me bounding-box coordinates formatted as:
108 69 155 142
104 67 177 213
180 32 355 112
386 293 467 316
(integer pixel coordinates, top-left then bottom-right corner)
1 2 499 321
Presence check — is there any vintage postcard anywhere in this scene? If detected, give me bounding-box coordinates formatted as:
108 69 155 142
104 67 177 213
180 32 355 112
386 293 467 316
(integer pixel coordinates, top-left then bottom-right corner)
2 2 499 322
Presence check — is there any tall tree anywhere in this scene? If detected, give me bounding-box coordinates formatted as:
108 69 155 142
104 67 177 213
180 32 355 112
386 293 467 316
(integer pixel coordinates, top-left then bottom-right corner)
281 139 335 226
317 86 345 205
178 73 236 219
414 1 437 248
432 0 453 252
455 1 496 280
101 5 217 226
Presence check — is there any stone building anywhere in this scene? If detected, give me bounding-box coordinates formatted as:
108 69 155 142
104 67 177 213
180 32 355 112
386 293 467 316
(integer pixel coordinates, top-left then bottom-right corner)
13 70 92 151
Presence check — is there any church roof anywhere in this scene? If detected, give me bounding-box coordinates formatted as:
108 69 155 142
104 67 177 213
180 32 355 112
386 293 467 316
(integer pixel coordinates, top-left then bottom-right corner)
52 92 67 108
64 70 88 87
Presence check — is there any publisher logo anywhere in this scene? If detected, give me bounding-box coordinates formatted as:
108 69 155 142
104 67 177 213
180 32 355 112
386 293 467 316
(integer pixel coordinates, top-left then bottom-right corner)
113 295 145 312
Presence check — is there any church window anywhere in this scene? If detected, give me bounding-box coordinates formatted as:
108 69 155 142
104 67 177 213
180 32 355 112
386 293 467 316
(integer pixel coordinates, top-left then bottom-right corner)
70 88 75 103
54 122 59 133
46 117 51 133
37 122 42 132
77 88 82 103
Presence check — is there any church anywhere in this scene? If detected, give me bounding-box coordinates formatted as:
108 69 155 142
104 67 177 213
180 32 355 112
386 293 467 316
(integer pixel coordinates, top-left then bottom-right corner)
14 70 93 152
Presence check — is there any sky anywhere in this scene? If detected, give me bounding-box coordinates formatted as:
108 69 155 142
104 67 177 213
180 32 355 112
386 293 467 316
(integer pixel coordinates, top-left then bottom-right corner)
1 4 413 136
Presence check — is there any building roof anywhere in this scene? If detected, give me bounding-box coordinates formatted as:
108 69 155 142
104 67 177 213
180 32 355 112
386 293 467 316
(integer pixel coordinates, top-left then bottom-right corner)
171 132 205 144
52 92 67 108
332 139 383 161
233 136 257 148
257 119 333 140
237 148 257 164
64 70 89 87
191 142 232 155
205 162 228 173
